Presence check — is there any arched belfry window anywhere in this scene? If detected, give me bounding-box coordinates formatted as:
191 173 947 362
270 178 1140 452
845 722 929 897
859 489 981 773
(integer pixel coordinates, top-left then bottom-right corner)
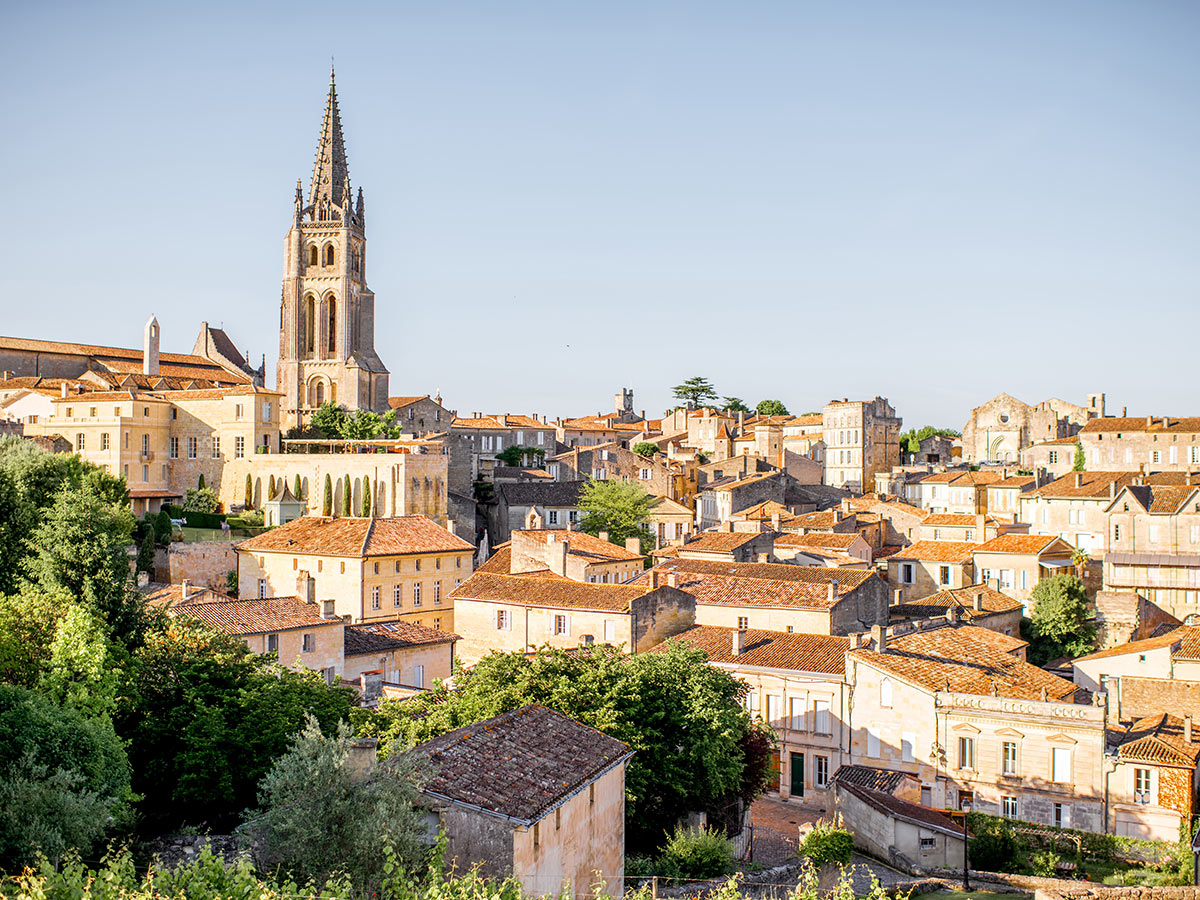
304 295 316 354
308 245 318 267
327 299 337 355
324 244 335 266
315 382 324 406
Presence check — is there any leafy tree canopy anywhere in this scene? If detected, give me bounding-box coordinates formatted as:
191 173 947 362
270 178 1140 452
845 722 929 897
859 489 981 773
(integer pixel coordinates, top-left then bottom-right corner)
721 397 750 414
672 376 718 407
496 446 546 468
181 487 220 514
1073 442 1086 471
578 478 655 549
357 643 757 850
900 425 961 454
755 399 789 417
632 442 659 459
1024 574 1096 664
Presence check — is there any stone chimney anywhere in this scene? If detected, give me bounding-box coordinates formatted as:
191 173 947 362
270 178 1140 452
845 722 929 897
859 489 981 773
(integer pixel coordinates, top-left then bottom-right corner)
848 632 861 649
871 624 886 652
892 588 903 606
347 737 379 781
666 571 679 588
180 579 192 601
1187 716 1194 744
296 572 315 604
732 626 747 656
362 671 383 703
841 498 852 514
446 519 457 536
946 605 960 625
143 316 160 376
551 538 569 576
771 512 781 531
60 382 68 398
1146 415 1154 429
988 576 1000 592
757 552 770 563
625 537 641 556
598 530 609 544
1074 472 1084 488
827 579 839 604
976 513 987 538
649 570 660 590
973 589 984 611
322 599 337 618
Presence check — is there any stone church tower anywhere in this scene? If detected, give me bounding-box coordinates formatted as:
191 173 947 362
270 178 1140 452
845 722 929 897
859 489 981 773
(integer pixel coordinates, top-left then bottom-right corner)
277 68 389 431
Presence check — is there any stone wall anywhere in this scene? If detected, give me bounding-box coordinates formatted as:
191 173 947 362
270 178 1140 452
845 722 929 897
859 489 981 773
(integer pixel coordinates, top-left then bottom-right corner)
1121 676 1200 722
168 541 237 591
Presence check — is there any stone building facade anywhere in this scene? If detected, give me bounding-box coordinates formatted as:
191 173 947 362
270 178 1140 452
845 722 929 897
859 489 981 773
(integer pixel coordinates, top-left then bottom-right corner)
822 397 901 492
277 70 389 430
961 393 1101 464
1079 416 1200 473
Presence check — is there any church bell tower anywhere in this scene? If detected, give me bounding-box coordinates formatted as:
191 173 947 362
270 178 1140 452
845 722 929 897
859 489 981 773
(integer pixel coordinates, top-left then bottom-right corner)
277 67 389 431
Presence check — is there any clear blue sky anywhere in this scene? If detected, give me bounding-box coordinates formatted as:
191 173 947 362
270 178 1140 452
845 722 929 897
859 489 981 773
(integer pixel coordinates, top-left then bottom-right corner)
3 1 1197 427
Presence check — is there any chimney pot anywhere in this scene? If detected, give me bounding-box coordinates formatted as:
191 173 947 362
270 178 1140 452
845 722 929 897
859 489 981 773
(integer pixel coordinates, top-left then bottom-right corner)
871 623 886 652
181 579 192 600
892 588 903 606
732 626 747 656
973 589 984 611
1146 415 1153 428
666 571 679 588
1186 716 1194 744
598 530 609 543
625 536 642 556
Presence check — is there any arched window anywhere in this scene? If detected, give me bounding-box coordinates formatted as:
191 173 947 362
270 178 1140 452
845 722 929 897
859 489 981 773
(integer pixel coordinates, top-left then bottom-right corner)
327 299 336 354
314 382 324 407
304 295 315 354
324 244 335 266
308 245 318 266
880 676 893 708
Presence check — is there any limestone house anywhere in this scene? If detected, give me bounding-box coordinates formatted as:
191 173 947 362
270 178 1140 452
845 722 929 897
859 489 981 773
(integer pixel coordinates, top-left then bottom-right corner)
1078 415 1200 473
696 471 784 529
653 625 849 807
832 779 967 872
888 584 1024 637
647 495 695 548
1103 483 1200 617
235 515 474 630
494 481 584 543
822 397 902 492
342 619 459 689
1021 437 1080 481
1072 627 1200 721
972 533 1076 612
1018 471 1136 557
447 414 555 494
846 494 927 548
1106 713 1200 840
411 704 633 898
903 470 1002 516
505 529 645 584
145 583 345 682
448 571 696 664
985 475 1040 523
633 559 888 635
669 529 776 564
848 621 1107 830
919 514 1000 544
1092 590 1180 650
386 395 451 437
549 442 695 505
887 541 978 603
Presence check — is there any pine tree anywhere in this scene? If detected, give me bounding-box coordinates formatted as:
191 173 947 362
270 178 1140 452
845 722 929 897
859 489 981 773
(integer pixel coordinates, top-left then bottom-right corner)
322 474 333 516
362 475 371 518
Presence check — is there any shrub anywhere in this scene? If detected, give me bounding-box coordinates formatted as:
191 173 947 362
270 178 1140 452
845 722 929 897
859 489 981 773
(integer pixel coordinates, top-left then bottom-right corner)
967 814 1019 872
225 569 238 595
322 473 332 516
1031 849 1061 877
633 442 659 459
136 530 156 574
798 820 853 868
341 475 351 517
182 487 219 513
153 509 173 544
362 475 371 518
658 825 734 879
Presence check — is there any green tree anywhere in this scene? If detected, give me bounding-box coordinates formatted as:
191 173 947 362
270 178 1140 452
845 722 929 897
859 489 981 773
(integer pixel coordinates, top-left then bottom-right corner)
1073 442 1086 471
578 478 655 549
38 603 119 719
182 487 220 514
153 509 173 544
0 683 131 870
197 473 206 490
243 717 427 893
27 486 142 647
1024 574 1096 664
496 446 545 468
309 402 349 439
0 468 27 595
0 588 67 688
341 475 352 517
721 397 750 414
362 475 371 518
245 473 253 508
341 409 386 441
294 474 303 499
114 619 354 832
632 441 659 459
322 473 333 516
225 569 238 595
359 643 755 850
136 529 156 575
672 376 718 407
755 399 789 417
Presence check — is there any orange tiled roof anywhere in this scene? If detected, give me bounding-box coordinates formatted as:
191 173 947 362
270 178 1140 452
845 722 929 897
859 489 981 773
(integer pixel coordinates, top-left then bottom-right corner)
1110 714 1200 767
974 534 1069 556
1116 485 1200 516
167 595 338 634
387 395 430 408
891 584 1023 620
774 532 860 550
632 559 876 610
450 572 649 612
452 414 545 430
679 531 768 553
655 625 849 673
1075 626 1196 662
344 619 459 655
853 624 1078 702
237 516 474 558
889 540 978 563
1027 471 1135 500
142 583 234 608
1082 416 1200 435
476 545 513 574
921 514 996 528
512 529 644 562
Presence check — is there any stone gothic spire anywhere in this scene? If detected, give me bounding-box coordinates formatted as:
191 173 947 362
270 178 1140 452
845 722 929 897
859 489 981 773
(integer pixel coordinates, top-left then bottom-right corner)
308 65 350 211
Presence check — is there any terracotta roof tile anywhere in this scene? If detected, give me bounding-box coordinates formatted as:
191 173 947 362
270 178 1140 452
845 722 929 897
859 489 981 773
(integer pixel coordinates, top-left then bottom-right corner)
831 764 912 794
632 559 877 610
655 625 848 673
1075 626 1196 662
344 619 459 655
1109 713 1200 766
1082 417 1200 435
165 595 338 634
236 516 474 558
1027 471 1136 500
1116 485 1200 516
921 514 996 528
974 534 1069 555
889 540 978 563
677 531 767 552
512 529 643 562
774 532 860 550
891 584 1023 621
450 572 650 612
412 704 631 824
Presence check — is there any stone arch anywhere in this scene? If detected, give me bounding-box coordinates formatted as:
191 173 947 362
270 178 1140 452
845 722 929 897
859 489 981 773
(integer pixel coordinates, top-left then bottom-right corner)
304 294 316 355
254 477 262 507
323 243 335 266
307 376 329 408
325 295 337 356
353 477 362 517
308 244 319 267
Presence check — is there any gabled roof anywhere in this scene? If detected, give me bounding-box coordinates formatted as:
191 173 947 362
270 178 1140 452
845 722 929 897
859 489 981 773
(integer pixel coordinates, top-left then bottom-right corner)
838 781 965 839
1108 485 1200 516
677 531 767 553
656 625 848 674
774 532 862 550
631 559 877 611
1026 471 1135 500
344 619 459 656
412 704 631 824
1075 626 1196 662
649 495 692 516
890 584 1023 621
237 516 474 557
511 529 643 562
831 764 912 794
852 624 1077 702
450 572 651 612
452 414 545 430
1109 713 1200 767
889 540 978 563
163 595 339 635
497 481 584 508
973 534 1073 556
921 514 996 528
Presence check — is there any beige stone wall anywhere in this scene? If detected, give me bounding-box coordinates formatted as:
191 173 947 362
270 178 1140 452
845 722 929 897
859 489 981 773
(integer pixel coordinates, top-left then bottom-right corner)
343 640 454 687
889 559 972 604
167 542 236 591
1072 644 1175 693
974 550 1067 611
222 449 449 523
1109 761 1188 841
237 546 470 629
1020 493 1111 556
242 620 345 676
1080 429 1200 473
452 598 634 665
694 603 833 634
511 762 626 899
1108 507 1200 556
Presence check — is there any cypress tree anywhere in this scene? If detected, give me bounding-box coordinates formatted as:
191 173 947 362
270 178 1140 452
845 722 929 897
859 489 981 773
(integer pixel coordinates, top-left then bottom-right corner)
322 473 333 516
197 473 206 490
341 475 352 517
136 529 156 574
294 474 302 499
244 474 253 509
362 475 371 518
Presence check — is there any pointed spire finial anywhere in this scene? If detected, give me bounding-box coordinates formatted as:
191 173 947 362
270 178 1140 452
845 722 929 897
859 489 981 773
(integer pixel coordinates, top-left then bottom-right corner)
309 67 349 210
